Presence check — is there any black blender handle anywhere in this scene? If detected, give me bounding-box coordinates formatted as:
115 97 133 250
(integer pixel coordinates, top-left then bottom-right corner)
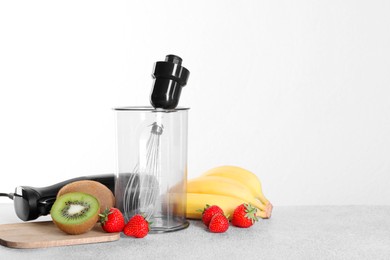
14 174 115 221
34 174 115 197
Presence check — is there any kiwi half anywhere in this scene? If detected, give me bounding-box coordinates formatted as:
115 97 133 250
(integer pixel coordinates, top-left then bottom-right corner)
57 180 115 214
51 192 100 235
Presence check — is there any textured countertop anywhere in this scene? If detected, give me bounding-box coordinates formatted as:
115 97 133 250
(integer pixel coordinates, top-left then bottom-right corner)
0 203 389 259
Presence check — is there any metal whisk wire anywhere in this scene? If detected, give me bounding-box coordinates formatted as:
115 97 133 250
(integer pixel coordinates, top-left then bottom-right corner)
123 122 163 221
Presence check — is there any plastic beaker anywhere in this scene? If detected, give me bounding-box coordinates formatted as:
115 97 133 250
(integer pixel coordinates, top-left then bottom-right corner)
114 106 189 232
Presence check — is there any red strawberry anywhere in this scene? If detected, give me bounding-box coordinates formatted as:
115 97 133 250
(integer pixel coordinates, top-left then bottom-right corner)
123 214 150 238
208 213 229 233
232 203 258 228
199 204 224 226
99 208 125 233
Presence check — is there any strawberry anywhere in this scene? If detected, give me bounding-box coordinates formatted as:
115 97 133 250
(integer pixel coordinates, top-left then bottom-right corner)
99 207 125 233
123 214 150 238
208 213 229 233
198 204 224 227
232 203 258 228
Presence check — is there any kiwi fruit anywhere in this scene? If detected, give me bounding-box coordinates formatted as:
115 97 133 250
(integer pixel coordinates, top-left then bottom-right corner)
51 192 100 235
57 180 115 213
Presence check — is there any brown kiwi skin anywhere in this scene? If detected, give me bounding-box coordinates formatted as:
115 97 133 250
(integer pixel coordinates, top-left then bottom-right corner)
53 214 98 235
57 180 115 214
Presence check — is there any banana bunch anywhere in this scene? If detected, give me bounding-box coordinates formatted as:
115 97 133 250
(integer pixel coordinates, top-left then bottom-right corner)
186 165 273 220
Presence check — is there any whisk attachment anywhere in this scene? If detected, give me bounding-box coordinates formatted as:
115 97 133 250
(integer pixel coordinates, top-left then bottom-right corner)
123 121 163 221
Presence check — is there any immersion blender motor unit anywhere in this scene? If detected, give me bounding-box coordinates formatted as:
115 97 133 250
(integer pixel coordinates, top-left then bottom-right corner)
150 55 190 109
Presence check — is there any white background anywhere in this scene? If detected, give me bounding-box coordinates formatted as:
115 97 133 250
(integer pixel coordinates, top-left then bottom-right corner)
1 1 389 206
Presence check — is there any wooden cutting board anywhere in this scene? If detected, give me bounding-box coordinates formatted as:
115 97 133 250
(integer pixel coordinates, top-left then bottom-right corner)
0 221 120 249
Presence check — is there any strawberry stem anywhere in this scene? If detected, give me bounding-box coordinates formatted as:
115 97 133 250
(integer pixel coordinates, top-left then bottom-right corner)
99 207 112 224
244 203 259 223
197 204 211 214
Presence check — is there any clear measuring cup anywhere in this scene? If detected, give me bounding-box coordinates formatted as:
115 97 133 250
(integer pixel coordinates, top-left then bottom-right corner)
114 106 189 232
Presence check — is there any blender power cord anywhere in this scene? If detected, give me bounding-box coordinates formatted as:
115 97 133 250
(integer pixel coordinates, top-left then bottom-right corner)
0 193 14 200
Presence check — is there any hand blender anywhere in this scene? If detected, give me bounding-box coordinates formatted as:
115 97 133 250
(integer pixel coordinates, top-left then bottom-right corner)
1 174 115 221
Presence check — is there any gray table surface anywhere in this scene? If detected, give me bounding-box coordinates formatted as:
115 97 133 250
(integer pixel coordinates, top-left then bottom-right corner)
0 203 389 260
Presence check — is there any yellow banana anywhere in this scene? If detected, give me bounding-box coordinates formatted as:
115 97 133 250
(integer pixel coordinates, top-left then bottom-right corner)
187 176 268 214
201 165 272 211
186 193 267 220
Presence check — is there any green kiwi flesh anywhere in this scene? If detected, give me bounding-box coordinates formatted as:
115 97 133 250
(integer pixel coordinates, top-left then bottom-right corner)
50 192 100 235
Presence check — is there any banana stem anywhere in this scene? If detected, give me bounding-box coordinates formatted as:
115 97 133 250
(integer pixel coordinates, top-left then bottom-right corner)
251 199 267 212
254 198 273 218
267 202 273 213
255 191 273 217
256 209 268 219
247 197 270 219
